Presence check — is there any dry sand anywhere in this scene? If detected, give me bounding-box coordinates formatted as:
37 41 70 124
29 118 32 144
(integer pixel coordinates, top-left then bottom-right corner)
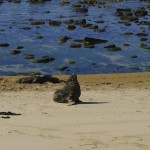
0 73 150 150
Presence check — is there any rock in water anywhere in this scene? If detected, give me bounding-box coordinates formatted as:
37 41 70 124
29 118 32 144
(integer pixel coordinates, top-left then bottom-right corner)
53 74 81 105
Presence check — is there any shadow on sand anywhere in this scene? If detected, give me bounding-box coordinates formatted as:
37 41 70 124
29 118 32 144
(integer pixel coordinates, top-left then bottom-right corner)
73 101 109 105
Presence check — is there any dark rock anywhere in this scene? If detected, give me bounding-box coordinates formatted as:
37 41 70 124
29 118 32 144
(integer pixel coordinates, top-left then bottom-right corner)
45 11 51 13
137 32 148 36
10 50 21 55
94 29 105 33
29 20 45 25
23 54 34 59
32 56 55 63
141 43 150 50
60 0 70 5
131 55 138 58
70 43 81 48
48 20 61 26
64 19 74 25
116 8 132 17
57 66 68 71
138 21 150 25
0 43 9 47
95 20 104 24
140 38 148 41
123 32 133 35
66 25 76 30
84 44 95 48
74 19 86 26
29 0 51 3
16 46 24 49
123 43 130 46
104 44 121 51
9 0 21 3
120 16 138 21
82 0 98 5
59 36 71 43
84 24 98 29
83 37 107 45
74 7 88 13
20 27 31 30
134 7 147 17
66 59 76 64
74 39 83 43
36 35 43 39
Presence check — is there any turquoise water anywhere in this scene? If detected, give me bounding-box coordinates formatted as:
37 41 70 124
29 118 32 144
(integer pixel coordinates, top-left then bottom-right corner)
0 0 150 75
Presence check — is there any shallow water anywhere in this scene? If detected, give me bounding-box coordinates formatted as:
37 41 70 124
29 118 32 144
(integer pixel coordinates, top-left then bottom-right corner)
0 0 150 75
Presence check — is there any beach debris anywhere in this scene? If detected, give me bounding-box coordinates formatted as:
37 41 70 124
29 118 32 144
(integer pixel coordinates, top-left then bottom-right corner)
0 111 21 115
53 74 82 105
16 75 64 84
0 111 21 119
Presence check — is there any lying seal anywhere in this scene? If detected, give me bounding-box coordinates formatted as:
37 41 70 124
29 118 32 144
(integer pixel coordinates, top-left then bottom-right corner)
53 74 81 105
16 75 63 84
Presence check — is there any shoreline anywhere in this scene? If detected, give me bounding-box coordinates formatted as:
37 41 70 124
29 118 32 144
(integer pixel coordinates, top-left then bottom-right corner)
0 72 150 91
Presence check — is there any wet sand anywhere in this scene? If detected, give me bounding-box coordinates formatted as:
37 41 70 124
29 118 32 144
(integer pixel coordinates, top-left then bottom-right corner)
0 72 150 150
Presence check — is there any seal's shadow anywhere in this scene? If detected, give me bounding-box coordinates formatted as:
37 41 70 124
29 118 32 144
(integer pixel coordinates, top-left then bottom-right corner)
74 101 109 105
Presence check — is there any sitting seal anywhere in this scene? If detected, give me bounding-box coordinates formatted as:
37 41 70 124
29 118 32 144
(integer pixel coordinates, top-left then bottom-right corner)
53 74 81 105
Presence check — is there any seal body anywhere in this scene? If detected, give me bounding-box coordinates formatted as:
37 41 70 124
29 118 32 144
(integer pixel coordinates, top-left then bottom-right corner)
53 74 81 104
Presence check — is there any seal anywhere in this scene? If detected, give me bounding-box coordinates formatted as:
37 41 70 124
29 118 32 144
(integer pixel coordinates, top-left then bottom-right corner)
53 74 82 105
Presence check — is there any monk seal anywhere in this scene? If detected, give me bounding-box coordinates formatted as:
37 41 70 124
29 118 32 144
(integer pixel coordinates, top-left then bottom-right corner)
53 74 82 105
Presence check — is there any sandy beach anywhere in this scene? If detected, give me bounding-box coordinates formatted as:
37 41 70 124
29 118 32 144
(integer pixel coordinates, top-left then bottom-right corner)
0 73 150 150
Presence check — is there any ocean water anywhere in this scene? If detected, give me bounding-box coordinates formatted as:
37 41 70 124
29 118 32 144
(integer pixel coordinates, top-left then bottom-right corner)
0 0 150 75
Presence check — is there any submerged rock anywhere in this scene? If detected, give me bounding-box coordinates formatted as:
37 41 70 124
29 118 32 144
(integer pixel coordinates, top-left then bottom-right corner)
29 20 45 25
66 59 76 64
66 24 76 30
29 0 51 3
10 50 21 55
136 32 148 36
83 37 107 45
48 20 61 26
70 43 81 48
32 56 55 63
59 36 71 43
23 54 34 59
73 6 88 13
0 43 9 47
57 66 68 71
104 44 121 51
16 46 24 49
134 7 147 17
